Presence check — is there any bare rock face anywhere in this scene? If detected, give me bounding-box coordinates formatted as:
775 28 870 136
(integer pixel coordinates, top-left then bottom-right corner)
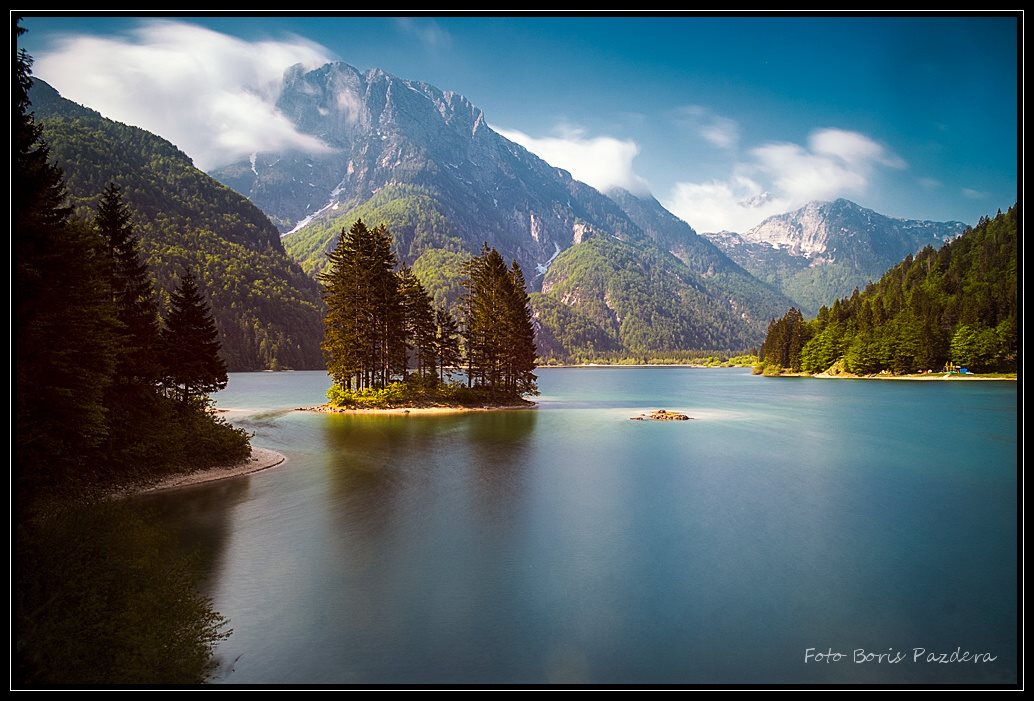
701 198 968 314
739 199 966 261
211 61 642 281
631 409 692 421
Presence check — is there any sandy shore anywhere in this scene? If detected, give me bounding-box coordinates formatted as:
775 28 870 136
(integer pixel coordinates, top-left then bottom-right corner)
129 447 287 496
300 403 535 415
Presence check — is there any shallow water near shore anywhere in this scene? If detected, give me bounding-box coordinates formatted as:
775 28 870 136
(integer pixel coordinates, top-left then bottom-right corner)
132 368 1017 684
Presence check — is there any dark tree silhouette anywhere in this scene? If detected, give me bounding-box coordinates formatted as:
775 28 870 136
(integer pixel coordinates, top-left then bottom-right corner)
161 271 228 402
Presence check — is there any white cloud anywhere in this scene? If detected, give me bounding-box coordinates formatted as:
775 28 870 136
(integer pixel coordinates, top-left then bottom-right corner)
667 175 793 234
395 18 452 50
35 20 336 169
809 128 906 169
665 128 906 232
495 125 650 195
674 105 740 150
918 177 942 190
961 188 988 199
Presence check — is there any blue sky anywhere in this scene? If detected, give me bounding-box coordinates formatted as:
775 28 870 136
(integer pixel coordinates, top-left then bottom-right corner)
20 15 1018 232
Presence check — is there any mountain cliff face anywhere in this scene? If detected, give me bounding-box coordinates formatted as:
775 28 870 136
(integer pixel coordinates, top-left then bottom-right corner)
703 199 968 315
209 61 792 356
29 79 324 371
213 62 640 279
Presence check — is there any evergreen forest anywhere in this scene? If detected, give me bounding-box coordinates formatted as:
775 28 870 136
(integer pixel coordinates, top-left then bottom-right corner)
756 207 1017 376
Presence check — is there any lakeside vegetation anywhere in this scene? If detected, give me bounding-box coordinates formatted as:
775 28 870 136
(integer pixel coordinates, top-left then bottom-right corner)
14 31 244 684
538 352 758 367
754 206 1017 377
320 220 537 409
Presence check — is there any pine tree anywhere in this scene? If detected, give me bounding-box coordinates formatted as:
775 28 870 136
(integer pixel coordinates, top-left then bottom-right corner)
160 271 227 402
96 183 161 385
433 306 462 384
504 260 538 396
320 224 366 391
321 219 413 391
369 223 405 387
462 246 507 392
14 28 119 489
398 266 437 377
462 245 537 398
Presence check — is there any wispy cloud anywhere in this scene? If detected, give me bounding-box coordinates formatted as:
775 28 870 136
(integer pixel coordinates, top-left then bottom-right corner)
395 17 452 50
674 105 741 150
961 188 988 199
495 124 650 195
917 177 942 190
665 128 906 232
35 20 336 170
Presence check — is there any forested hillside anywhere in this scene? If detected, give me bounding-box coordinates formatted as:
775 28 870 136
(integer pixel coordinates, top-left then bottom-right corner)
757 206 1017 375
30 79 323 370
536 236 772 360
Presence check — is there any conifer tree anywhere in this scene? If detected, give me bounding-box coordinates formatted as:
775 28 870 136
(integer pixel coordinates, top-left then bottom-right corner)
160 271 227 402
320 223 365 390
433 306 462 384
14 29 119 485
462 245 538 397
96 183 161 385
505 260 539 396
369 223 405 387
398 266 437 377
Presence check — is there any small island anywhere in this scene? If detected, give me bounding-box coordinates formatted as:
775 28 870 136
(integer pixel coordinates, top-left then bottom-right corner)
316 222 539 413
300 378 536 414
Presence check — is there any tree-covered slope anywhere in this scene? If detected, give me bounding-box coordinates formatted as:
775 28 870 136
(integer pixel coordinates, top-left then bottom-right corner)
537 236 772 358
283 183 465 275
758 206 1017 374
30 79 323 371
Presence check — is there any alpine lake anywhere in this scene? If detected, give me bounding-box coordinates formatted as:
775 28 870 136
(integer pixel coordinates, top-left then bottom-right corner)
131 367 1017 684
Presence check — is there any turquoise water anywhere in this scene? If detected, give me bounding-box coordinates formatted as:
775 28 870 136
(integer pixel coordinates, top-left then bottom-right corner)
138 368 1017 684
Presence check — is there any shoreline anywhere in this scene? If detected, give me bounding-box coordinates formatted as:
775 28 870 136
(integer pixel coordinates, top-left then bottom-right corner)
767 371 1016 381
300 402 536 415
539 364 752 369
125 447 287 496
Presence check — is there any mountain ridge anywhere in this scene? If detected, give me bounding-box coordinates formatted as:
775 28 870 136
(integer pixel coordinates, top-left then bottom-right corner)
208 60 793 356
702 198 968 315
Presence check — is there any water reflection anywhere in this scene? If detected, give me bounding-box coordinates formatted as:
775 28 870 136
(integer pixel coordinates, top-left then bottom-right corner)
312 409 539 683
133 477 251 590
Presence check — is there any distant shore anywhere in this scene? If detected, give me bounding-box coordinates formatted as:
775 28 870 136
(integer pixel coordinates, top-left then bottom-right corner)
300 402 536 415
539 363 751 369
123 447 287 496
768 371 1016 381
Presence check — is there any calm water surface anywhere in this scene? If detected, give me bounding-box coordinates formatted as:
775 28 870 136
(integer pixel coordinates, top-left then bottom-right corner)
136 368 1017 684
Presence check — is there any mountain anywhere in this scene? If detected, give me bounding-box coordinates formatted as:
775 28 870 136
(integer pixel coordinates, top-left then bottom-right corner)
606 188 792 317
210 61 791 357
757 206 1016 375
214 62 643 277
29 79 323 371
703 199 969 315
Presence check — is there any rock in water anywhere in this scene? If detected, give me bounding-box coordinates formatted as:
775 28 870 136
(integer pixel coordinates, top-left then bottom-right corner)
632 409 692 421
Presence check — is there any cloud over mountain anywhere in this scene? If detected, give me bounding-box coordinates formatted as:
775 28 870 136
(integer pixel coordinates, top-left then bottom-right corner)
665 128 906 233
35 20 335 169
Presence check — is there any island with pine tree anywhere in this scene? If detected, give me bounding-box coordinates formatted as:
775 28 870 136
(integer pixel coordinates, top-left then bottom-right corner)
307 219 539 412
